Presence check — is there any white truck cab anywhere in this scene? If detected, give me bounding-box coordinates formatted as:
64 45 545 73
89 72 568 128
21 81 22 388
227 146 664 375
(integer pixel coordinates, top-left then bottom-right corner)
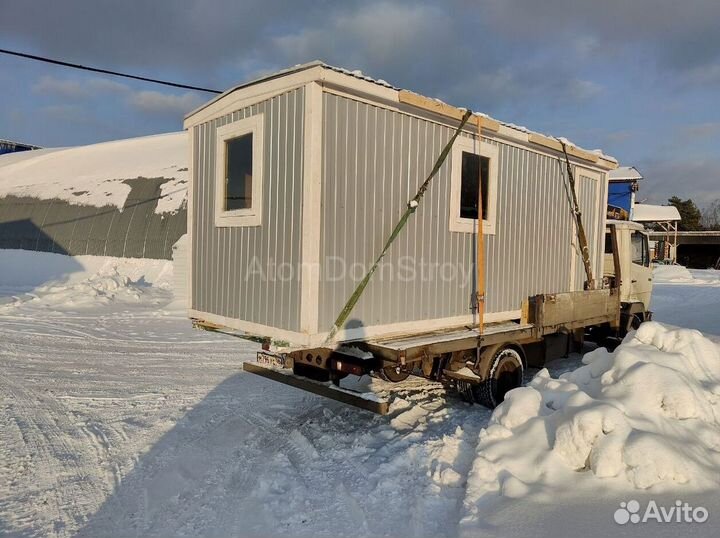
603 220 653 332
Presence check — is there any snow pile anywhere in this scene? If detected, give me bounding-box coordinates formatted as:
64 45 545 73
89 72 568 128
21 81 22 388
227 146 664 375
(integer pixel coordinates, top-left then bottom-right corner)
462 322 720 530
31 267 149 307
0 132 187 213
0 249 174 309
653 264 694 283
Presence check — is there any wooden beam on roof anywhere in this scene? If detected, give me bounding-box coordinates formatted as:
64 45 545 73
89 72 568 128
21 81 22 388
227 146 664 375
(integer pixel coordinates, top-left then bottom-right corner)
598 157 619 170
398 90 501 132
398 89 618 169
527 133 600 164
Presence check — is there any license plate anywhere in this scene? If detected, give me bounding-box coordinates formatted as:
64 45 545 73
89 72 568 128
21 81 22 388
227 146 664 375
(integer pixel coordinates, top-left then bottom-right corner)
256 351 289 369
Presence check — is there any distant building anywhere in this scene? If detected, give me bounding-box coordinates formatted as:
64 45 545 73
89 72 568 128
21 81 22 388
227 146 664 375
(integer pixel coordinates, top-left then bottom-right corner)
0 132 186 260
632 204 681 262
0 139 41 156
607 166 642 220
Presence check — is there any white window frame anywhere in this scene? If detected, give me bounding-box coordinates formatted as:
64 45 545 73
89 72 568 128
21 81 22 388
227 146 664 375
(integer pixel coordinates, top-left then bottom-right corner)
214 114 264 227
448 136 498 234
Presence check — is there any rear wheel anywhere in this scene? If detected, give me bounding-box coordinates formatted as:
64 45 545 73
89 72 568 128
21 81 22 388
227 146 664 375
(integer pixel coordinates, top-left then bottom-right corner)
378 365 411 382
472 347 524 408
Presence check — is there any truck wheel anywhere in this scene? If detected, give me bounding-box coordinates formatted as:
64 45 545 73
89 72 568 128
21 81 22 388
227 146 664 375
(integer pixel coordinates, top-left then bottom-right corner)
473 347 524 408
378 365 411 382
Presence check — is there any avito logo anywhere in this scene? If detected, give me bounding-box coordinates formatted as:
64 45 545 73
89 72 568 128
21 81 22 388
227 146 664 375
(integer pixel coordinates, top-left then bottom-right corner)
614 500 708 525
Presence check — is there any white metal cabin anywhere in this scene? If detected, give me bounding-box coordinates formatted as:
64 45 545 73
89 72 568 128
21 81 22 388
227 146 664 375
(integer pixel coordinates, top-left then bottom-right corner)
184 61 617 348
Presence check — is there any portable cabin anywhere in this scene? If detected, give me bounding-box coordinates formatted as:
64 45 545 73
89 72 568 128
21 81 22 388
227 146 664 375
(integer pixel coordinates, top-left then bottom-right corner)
184 62 617 348
607 165 643 220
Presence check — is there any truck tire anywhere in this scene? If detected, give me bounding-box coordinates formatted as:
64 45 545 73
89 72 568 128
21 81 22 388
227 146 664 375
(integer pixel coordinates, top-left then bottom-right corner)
472 347 524 408
378 365 411 382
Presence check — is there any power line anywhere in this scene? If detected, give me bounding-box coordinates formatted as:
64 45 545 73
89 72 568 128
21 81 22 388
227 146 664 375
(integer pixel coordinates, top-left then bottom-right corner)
0 48 222 94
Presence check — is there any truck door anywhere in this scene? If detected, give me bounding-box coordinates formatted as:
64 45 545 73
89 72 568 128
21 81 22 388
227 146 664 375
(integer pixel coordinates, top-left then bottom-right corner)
629 230 653 308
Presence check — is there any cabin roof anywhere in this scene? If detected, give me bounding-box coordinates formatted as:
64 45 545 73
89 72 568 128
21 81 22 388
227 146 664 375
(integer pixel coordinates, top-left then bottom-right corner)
185 61 617 168
632 204 681 222
609 166 643 182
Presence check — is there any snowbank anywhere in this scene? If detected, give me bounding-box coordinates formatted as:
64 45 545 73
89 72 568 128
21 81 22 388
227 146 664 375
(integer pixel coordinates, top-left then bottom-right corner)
652 267 720 336
461 322 720 531
0 132 187 214
653 264 694 283
0 249 174 309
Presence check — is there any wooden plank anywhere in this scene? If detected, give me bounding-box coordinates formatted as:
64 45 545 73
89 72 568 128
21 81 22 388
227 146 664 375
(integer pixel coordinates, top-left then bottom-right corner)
243 361 390 414
476 115 486 333
398 90 501 132
398 90 618 168
537 289 619 328
191 318 224 331
610 224 622 289
527 133 601 164
598 157 619 170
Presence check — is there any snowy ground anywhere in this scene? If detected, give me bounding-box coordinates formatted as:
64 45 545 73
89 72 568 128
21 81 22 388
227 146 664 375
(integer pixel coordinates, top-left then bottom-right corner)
0 251 719 537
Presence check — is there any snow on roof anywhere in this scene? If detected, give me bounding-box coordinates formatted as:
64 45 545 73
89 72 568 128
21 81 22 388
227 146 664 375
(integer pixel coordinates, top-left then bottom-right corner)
632 204 681 222
0 139 41 149
0 132 187 214
187 61 617 164
609 166 643 181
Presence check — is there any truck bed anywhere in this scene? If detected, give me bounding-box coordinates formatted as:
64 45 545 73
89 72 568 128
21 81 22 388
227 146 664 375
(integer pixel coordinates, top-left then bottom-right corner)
364 321 535 362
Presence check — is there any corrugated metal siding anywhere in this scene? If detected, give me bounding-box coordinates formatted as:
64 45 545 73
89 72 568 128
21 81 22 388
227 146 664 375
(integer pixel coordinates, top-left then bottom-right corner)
191 87 304 332
318 92 601 331
573 168 605 290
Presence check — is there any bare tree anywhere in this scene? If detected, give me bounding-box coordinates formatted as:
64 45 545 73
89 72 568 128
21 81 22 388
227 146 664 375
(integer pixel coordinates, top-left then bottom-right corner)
701 199 720 231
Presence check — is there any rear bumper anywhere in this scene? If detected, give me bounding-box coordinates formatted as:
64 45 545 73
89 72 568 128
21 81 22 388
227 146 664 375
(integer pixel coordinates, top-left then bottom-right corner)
243 358 390 414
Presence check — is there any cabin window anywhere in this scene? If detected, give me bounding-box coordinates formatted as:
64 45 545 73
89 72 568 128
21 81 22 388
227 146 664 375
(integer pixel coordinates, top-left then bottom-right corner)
224 134 253 210
631 231 650 267
449 136 498 234
214 114 264 227
459 152 490 220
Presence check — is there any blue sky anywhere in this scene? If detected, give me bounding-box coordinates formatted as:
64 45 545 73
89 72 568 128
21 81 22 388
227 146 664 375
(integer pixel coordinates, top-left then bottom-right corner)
1 0 719 206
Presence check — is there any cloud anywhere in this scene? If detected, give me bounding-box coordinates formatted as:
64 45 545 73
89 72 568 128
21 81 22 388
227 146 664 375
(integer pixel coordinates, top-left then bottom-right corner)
40 104 93 124
445 65 603 112
266 1 604 110
127 90 204 116
681 63 720 87
30 74 200 117
5 0 720 93
567 79 603 101
32 75 131 99
681 122 720 139
33 76 88 98
0 0 326 76
274 2 447 69
640 157 720 206
270 1 464 99
4 0 720 209
87 78 130 94
601 130 635 148
481 0 720 75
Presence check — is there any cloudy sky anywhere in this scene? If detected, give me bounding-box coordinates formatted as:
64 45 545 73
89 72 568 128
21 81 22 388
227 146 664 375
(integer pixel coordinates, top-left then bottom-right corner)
1 0 719 206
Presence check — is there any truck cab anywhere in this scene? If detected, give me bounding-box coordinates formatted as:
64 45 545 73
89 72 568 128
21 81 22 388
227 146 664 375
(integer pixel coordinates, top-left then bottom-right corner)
603 220 653 332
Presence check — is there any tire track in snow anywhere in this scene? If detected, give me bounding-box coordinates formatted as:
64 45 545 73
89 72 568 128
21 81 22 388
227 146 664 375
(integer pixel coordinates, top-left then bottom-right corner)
0 372 110 536
1 297 497 537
